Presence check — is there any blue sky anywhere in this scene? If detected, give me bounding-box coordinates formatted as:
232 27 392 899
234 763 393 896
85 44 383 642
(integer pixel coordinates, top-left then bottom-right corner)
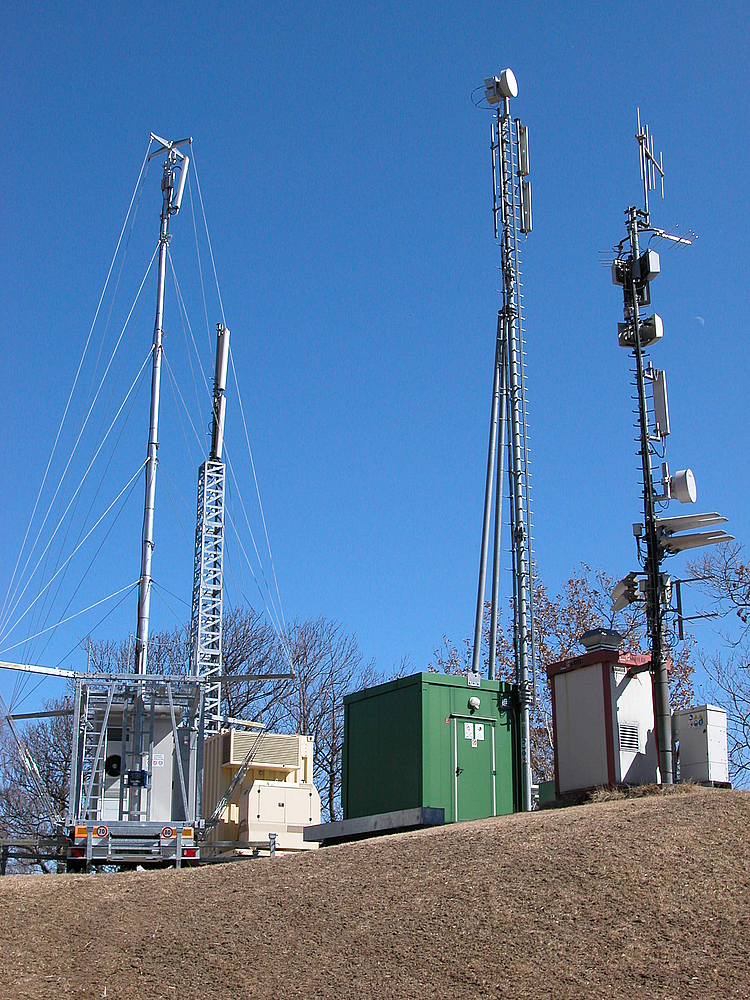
1 1 749 710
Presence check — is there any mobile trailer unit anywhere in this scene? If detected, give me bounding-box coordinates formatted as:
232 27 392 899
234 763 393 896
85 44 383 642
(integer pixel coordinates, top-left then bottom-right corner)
342 672 520 824
64 673 203 869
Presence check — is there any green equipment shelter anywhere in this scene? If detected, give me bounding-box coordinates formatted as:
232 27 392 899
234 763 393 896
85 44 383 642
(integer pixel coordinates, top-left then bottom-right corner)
342 672 521 823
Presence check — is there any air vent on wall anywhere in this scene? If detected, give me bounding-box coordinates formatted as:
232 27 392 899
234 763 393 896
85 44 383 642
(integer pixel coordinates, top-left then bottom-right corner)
619 723 640 754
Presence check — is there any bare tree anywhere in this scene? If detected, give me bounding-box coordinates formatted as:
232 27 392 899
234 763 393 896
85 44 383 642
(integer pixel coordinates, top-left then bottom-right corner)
1 608 376 856
277 617 376 822
0 694 72 872
689 542 750 783
219 606 290 728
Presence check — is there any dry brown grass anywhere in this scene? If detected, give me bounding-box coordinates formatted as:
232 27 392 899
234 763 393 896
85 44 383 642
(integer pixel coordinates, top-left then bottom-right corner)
587 780 708 802
1 789 749 999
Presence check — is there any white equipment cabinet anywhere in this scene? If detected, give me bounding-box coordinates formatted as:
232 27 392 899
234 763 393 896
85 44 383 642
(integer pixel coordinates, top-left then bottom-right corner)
547 642 660 796
672 705 729 784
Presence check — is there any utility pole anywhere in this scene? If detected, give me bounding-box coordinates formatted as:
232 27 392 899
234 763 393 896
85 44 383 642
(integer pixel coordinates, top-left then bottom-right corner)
471 70 535 811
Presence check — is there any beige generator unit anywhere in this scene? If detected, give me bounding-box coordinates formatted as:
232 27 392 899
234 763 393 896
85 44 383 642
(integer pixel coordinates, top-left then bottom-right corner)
547 634 660 796
672 705 729 784
203 729 320 853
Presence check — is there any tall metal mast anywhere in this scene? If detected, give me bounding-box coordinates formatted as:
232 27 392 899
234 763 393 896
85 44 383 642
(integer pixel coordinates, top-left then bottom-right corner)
610 113 730 784
134 134 191 676
626 200 673 781
128 135 190 821
471 70 535 811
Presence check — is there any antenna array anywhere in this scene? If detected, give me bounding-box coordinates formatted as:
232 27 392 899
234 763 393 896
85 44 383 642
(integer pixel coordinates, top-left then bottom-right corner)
637 108 664 218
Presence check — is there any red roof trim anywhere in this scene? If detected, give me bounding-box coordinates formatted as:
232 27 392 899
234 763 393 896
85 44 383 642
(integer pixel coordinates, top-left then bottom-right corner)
546 648 651 678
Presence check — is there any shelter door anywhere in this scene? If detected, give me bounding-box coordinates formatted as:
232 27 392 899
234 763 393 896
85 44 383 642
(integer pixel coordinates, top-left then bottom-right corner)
454 718 496 821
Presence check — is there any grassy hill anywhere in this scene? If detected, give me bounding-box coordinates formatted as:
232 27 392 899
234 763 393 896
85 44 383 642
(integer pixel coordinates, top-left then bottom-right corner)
1 786 748 999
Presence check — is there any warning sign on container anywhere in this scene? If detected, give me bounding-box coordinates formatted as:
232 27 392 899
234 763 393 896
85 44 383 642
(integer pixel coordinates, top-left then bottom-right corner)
464 722 474 740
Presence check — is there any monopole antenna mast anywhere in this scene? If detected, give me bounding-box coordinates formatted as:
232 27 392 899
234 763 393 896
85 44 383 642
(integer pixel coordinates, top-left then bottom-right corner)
133 134 192 678
609 112 730 785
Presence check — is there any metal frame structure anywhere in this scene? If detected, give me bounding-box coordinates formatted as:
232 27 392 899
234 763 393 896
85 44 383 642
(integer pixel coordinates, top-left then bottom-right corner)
0 135 223 867
0 134 298 869
471 71 535 811
66 673 201 826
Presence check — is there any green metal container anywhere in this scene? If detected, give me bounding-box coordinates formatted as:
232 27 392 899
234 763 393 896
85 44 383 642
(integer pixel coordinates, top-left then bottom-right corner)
342 672 520 822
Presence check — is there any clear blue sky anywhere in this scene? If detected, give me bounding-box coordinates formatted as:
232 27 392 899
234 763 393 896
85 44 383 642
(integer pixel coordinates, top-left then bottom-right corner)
1 1 749 709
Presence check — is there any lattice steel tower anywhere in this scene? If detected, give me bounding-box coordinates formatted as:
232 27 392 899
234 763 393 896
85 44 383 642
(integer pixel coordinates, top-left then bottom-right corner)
471 70 536 811
190 323 230 735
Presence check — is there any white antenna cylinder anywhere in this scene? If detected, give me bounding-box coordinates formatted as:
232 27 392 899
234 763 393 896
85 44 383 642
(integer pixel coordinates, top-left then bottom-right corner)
214 324 230 393
211 324 230 460
211 395 227 461
172 156 189 213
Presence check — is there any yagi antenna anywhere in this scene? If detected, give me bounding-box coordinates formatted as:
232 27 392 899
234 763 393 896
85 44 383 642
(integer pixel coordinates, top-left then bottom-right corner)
637 108 664 219
650 225 694 248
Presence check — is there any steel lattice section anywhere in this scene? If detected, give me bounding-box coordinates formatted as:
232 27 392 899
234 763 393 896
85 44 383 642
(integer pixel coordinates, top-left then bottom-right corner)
190 458 225 733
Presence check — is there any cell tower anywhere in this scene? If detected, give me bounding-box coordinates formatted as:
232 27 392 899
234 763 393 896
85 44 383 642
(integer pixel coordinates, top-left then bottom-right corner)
471 70 535 812
609 111 731 783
